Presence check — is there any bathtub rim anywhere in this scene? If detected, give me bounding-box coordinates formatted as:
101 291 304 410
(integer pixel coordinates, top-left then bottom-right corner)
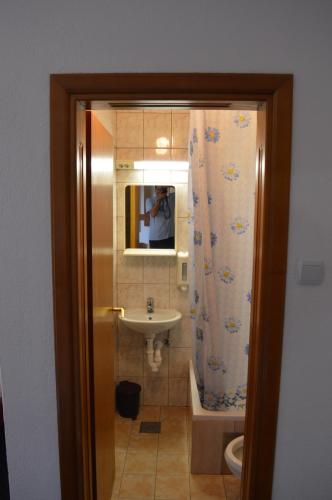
189 360 246 422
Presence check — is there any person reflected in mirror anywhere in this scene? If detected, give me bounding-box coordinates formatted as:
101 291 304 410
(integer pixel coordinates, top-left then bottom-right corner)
145 186 175 248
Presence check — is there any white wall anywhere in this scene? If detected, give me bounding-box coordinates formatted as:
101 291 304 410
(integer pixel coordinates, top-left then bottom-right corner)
0 1 331 499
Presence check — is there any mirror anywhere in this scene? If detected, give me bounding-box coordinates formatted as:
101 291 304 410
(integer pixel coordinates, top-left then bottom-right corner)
125 185 176 253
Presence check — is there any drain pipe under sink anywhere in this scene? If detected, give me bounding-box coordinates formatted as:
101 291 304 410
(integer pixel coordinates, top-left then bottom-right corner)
146 338 164 372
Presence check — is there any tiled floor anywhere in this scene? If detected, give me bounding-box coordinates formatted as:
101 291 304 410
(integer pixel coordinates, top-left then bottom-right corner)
112 405 241 499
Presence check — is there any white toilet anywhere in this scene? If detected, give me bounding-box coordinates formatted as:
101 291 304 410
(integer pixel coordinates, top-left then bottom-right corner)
224 435 244 478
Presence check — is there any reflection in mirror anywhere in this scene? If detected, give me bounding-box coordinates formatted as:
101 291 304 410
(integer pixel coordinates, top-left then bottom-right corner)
125 185 176 250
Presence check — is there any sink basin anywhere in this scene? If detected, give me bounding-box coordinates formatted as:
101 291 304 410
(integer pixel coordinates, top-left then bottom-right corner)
118 308 182 337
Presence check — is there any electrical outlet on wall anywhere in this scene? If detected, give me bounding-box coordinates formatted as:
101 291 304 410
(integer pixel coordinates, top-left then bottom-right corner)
116 160 134 170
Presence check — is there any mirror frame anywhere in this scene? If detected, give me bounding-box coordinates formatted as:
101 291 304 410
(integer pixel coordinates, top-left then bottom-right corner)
123 183 178 256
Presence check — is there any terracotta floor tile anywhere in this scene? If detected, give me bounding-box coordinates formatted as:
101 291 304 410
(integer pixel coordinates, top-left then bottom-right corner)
124 451 157 474
138 405 161 420
190 474 226 499
115 450 127 476
158 434 187 454
157 453 189 475
128 433 158 453
155 474 190 499
130 420 143 435
160 417 187 435
161 406 188 420
115 430 130 452
223 474 241 499
119 473 155 498
112 473 122 497
116 419 133 434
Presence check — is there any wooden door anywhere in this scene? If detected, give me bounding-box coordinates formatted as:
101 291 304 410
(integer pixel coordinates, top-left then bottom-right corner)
242 103 267 499
89 111 115 499
76 102 94 500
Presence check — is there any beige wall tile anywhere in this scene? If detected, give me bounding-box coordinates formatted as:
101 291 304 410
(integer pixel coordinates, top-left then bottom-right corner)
114 108 193 405
118 323 143 348
155 474 190 499
143 148 171 160
177 217 189 251
117 216 125 250
169 348 191 378
118 284 145 308
175 183 189 217
116 147 144 161
169 260 177 284
170 316 192 348
143 256 170 284
118 345 144 377
116 183 126 217
172 112 189 148
170 285 190 316
171 148 189 161
116 167 143 184
116 111 143 148
144 284 170 309
168 378 188 406
144 377 169 405
117 251 144 284
144 109 170 114
119 473 155 498
144 112 171 148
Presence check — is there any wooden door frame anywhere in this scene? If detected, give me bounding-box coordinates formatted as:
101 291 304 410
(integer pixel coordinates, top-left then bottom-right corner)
50 73 293 500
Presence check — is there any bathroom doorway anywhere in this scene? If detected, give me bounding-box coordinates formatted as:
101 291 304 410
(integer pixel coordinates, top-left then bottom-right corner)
50 73 293 500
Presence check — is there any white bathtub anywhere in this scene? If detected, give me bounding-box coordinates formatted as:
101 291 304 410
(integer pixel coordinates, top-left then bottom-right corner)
189 360 245 474
189 360 245 421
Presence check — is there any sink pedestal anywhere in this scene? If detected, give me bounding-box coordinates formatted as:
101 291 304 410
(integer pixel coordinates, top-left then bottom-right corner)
145 338 164 372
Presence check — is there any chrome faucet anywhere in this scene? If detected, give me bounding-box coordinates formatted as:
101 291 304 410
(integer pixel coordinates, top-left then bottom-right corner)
147 297 154 314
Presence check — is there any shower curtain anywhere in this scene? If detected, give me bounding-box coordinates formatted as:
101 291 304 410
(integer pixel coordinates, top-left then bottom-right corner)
188 110 256 411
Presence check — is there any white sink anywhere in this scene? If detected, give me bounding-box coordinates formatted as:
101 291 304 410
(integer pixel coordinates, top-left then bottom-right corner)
118 308 182 337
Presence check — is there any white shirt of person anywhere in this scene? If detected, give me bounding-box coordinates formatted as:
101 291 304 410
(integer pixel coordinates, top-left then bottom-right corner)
145 192 175 241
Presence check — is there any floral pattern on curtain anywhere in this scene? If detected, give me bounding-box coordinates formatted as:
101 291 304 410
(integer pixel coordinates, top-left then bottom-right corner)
188 110 256 411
